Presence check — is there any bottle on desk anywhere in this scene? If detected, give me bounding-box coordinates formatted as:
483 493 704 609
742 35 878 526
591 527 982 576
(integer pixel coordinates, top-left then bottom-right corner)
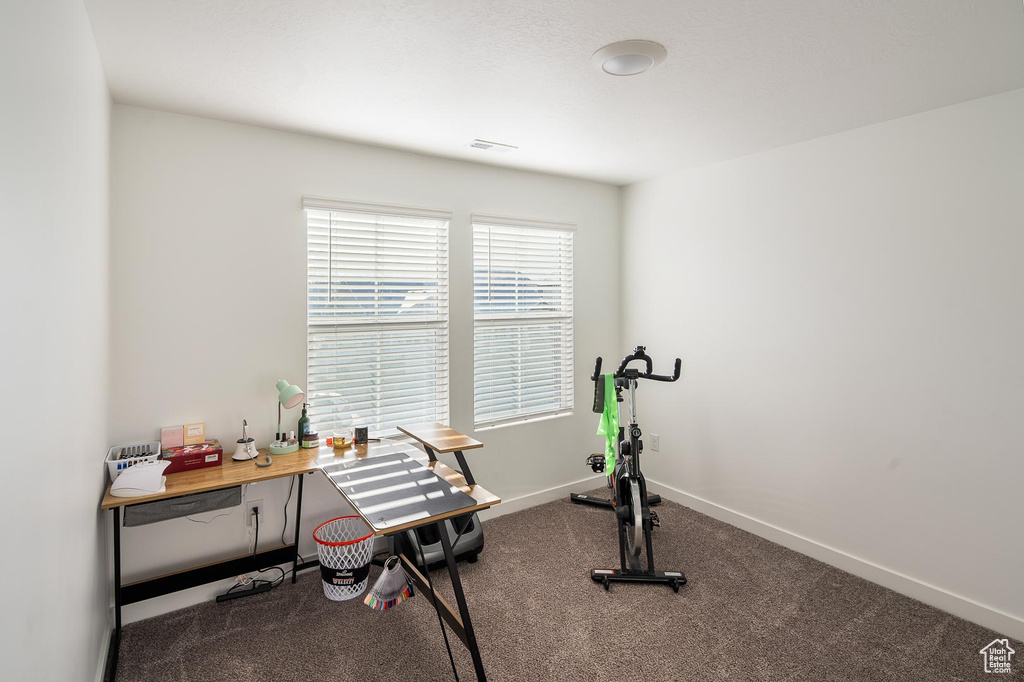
298 403 311 441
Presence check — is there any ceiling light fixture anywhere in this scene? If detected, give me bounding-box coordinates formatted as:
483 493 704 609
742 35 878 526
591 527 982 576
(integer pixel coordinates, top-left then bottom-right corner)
591 40 667 76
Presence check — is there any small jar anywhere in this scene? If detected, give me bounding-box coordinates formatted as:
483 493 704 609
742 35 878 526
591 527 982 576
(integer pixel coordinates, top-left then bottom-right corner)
301 432 319 449
333 428 352 450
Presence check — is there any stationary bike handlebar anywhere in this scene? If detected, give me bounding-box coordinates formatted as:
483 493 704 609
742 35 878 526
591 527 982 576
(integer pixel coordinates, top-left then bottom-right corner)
591 346 681 383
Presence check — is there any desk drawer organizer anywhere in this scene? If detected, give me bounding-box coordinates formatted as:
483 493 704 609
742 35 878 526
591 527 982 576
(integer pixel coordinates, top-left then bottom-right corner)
123 486 242 527
105 441 162 483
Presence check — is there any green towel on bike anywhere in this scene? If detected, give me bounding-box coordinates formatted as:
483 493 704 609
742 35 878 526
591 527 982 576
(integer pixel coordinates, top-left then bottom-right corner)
596 373 618 477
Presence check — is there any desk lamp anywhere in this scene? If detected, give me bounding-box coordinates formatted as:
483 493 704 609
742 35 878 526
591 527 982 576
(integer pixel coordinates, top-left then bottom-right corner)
269 379 304 455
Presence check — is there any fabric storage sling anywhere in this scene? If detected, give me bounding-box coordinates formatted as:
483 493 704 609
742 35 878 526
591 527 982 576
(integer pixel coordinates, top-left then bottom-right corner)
122 487 242 527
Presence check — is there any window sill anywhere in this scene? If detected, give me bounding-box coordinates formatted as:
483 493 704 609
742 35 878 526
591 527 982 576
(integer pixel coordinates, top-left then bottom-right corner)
474 411 573 433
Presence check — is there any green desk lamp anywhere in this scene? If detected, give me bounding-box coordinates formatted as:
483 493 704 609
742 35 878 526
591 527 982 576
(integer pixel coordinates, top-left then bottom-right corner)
270 379 304 455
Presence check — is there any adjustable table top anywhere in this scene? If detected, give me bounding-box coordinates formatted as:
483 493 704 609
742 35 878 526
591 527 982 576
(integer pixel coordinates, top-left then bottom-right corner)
315 439 499 536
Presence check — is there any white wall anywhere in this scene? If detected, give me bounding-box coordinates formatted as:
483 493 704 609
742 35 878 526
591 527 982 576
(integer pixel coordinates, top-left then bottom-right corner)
0 1 112 680
109 105 617 621
622 89 1024 638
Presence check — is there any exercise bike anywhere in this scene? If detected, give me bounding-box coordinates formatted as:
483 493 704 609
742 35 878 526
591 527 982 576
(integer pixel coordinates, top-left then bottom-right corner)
572 346 687 592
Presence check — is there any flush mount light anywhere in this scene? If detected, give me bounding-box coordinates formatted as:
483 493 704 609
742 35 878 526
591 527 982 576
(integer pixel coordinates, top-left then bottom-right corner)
592 40 667 76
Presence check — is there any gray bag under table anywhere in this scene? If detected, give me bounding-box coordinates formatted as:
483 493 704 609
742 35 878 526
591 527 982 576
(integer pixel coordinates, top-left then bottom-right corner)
122 487 242 527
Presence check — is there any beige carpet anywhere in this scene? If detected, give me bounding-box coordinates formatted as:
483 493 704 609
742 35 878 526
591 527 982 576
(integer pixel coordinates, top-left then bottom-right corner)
116 491 1021 681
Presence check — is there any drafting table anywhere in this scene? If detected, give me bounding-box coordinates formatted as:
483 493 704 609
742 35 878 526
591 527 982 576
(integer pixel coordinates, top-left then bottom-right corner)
316 423 498 681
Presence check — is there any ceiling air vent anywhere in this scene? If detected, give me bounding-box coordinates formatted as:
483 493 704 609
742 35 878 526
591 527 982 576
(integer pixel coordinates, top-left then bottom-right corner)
467 139 518 153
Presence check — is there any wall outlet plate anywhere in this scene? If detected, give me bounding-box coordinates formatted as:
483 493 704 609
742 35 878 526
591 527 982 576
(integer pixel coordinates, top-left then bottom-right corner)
651 434 660 452
247 499 264 526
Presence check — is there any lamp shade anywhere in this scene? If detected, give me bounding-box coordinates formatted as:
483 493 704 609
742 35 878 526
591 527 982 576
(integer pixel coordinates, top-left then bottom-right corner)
275 379 305 409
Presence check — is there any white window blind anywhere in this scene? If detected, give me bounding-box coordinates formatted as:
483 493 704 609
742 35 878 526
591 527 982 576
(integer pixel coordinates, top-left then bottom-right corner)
473 216 574 428
306 200 450 438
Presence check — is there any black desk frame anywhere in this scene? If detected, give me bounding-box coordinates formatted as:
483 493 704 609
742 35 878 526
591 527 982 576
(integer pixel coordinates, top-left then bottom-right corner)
107 473 310 680
106 446 490 682
399 442 487 681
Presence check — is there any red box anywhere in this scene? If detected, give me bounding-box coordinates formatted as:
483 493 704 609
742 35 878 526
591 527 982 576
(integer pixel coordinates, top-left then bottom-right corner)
161 439 223 475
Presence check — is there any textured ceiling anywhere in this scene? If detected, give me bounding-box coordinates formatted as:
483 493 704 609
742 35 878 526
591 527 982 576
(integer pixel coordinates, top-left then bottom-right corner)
85 0 1024 185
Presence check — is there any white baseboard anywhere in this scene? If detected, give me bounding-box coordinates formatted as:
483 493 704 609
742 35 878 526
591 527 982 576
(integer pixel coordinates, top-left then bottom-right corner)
120 560 307 625
94 617 113 682
645 479 1024 642
478 474 605 522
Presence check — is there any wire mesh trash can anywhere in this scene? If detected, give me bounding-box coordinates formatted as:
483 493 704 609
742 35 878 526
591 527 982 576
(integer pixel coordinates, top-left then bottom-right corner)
314 516 375 601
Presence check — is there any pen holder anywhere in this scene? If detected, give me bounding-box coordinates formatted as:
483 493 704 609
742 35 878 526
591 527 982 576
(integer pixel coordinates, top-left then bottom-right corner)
105 441 163 483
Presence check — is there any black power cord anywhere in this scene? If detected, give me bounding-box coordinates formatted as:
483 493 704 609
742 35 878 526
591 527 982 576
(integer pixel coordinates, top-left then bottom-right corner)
281 476 305 565
222 505 284 599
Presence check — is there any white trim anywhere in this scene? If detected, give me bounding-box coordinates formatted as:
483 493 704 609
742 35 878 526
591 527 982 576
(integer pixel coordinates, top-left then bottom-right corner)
645 479 1024 642
472 213 577 232
475 410 573 432
477 474 605 521
302 196 453 221
94 623 112 682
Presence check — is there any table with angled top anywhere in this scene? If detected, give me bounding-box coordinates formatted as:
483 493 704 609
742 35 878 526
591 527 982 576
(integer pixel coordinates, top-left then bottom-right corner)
317 423 498 681
100 422 499 681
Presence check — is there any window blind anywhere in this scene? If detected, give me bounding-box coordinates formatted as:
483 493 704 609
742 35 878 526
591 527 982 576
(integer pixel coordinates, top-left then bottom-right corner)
306 202 450 438
473 217 574 428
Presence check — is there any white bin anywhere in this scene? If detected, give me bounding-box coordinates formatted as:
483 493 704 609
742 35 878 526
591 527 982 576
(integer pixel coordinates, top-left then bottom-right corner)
313 516 375 601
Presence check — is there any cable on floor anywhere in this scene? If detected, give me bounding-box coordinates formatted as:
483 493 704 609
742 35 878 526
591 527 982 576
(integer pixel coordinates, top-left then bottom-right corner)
222 503 285 598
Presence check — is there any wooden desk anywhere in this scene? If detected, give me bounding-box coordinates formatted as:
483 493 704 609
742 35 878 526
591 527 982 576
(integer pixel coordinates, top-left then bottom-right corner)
102 430 498 682
101 447 318 509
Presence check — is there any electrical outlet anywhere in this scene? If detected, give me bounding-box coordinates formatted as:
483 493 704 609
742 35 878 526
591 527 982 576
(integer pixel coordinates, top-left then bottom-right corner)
651 434 660 452
247 499 264 527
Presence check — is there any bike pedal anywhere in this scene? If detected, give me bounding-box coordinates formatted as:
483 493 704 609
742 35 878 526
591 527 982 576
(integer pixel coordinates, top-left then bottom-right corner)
650 510 661 527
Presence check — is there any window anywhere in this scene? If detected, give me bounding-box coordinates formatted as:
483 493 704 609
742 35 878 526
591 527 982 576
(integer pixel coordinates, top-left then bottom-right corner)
473 215 574 428
305 197 450 437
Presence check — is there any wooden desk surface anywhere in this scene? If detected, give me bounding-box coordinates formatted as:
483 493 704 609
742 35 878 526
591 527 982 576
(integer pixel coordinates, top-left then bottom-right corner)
397 422 483 454
101 438 500 528
100 448 318 509
314 440 499 536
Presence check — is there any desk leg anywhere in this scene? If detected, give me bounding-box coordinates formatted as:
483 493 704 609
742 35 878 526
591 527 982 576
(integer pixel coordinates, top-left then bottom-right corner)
111 507 122 680
452 450 476 486
292 474 304 584
438 521 486 681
